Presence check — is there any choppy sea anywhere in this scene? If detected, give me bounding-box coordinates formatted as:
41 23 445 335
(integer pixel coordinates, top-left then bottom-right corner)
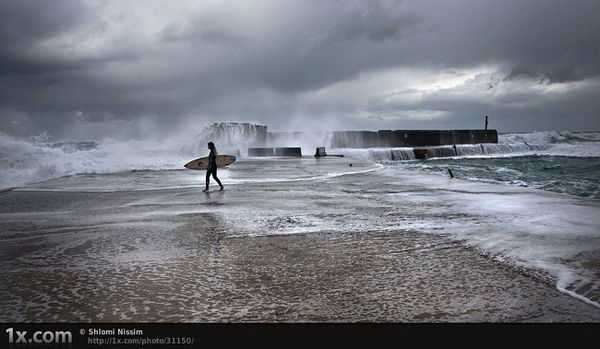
2 130 599 198
1 130 599 312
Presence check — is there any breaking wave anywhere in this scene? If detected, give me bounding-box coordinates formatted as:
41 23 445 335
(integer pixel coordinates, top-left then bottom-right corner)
1 130 598 190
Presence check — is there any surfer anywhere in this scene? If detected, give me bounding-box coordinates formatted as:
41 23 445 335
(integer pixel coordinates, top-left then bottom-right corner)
203 142 224 192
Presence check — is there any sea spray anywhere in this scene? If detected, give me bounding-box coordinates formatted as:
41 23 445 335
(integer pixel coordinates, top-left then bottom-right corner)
2 130 599 192
0 132 194 190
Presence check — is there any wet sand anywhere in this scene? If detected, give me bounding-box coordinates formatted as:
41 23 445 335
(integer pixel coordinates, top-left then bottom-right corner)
1 168 599 322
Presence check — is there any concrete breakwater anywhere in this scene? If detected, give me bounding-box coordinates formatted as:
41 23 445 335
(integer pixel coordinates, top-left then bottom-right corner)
343 142 541 160
248 147 303 157
329 129 498 148
248 130 502 159
247 144 504 159
199 123 497 155
258 129 498 159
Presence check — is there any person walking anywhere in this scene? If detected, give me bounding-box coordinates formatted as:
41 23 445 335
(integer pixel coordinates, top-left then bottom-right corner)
203 141 224 192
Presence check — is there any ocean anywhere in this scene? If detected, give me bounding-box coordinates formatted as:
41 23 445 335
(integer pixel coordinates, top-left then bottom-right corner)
2 130 599 197
336 131 600 200
1 130 599 320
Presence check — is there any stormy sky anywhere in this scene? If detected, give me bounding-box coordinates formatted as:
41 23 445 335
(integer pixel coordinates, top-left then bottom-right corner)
1 0 599 140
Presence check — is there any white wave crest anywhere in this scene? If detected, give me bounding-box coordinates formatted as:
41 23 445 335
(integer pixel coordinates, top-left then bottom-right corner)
0 133 194 190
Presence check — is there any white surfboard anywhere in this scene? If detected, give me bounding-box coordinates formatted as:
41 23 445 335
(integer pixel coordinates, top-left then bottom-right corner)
184 155 236 170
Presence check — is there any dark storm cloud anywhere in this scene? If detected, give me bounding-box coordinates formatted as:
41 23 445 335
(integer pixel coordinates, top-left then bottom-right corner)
0 0 144 134
429 0 600 83
157 18 241 45
305 0 420 44
0 0 93 74
1 0 599 139
0 0 86 43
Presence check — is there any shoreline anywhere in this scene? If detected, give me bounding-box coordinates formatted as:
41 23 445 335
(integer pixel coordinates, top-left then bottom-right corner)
1 166 599 322
1 217 598 322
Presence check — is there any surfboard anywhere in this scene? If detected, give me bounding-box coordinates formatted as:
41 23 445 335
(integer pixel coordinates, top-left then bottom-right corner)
184 155 237 170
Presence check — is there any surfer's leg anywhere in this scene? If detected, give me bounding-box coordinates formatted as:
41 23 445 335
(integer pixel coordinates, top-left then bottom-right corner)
214 176 223 189
204 169 211 191
212 168 224 189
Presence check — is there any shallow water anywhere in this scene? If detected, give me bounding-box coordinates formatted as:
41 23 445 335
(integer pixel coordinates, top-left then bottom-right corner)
389 155 600 199
1 157 599 321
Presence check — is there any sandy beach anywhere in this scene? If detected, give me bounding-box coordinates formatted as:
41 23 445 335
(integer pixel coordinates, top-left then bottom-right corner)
1 157 599 322
3 0 600 329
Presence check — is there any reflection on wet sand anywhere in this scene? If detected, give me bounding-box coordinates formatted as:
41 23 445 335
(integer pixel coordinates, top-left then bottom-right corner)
1 158 599 322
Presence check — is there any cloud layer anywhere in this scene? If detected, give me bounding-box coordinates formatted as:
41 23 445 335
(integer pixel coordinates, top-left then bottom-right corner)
1 0 599 139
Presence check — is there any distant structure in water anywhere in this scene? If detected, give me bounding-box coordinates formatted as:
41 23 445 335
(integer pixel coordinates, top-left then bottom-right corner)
198 121 498 158
329 129 498 148
204 122 267 145
199 122 267 154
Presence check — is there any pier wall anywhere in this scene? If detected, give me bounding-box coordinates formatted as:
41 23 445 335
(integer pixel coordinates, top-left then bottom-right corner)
329 130 497 148
248 147 302 157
